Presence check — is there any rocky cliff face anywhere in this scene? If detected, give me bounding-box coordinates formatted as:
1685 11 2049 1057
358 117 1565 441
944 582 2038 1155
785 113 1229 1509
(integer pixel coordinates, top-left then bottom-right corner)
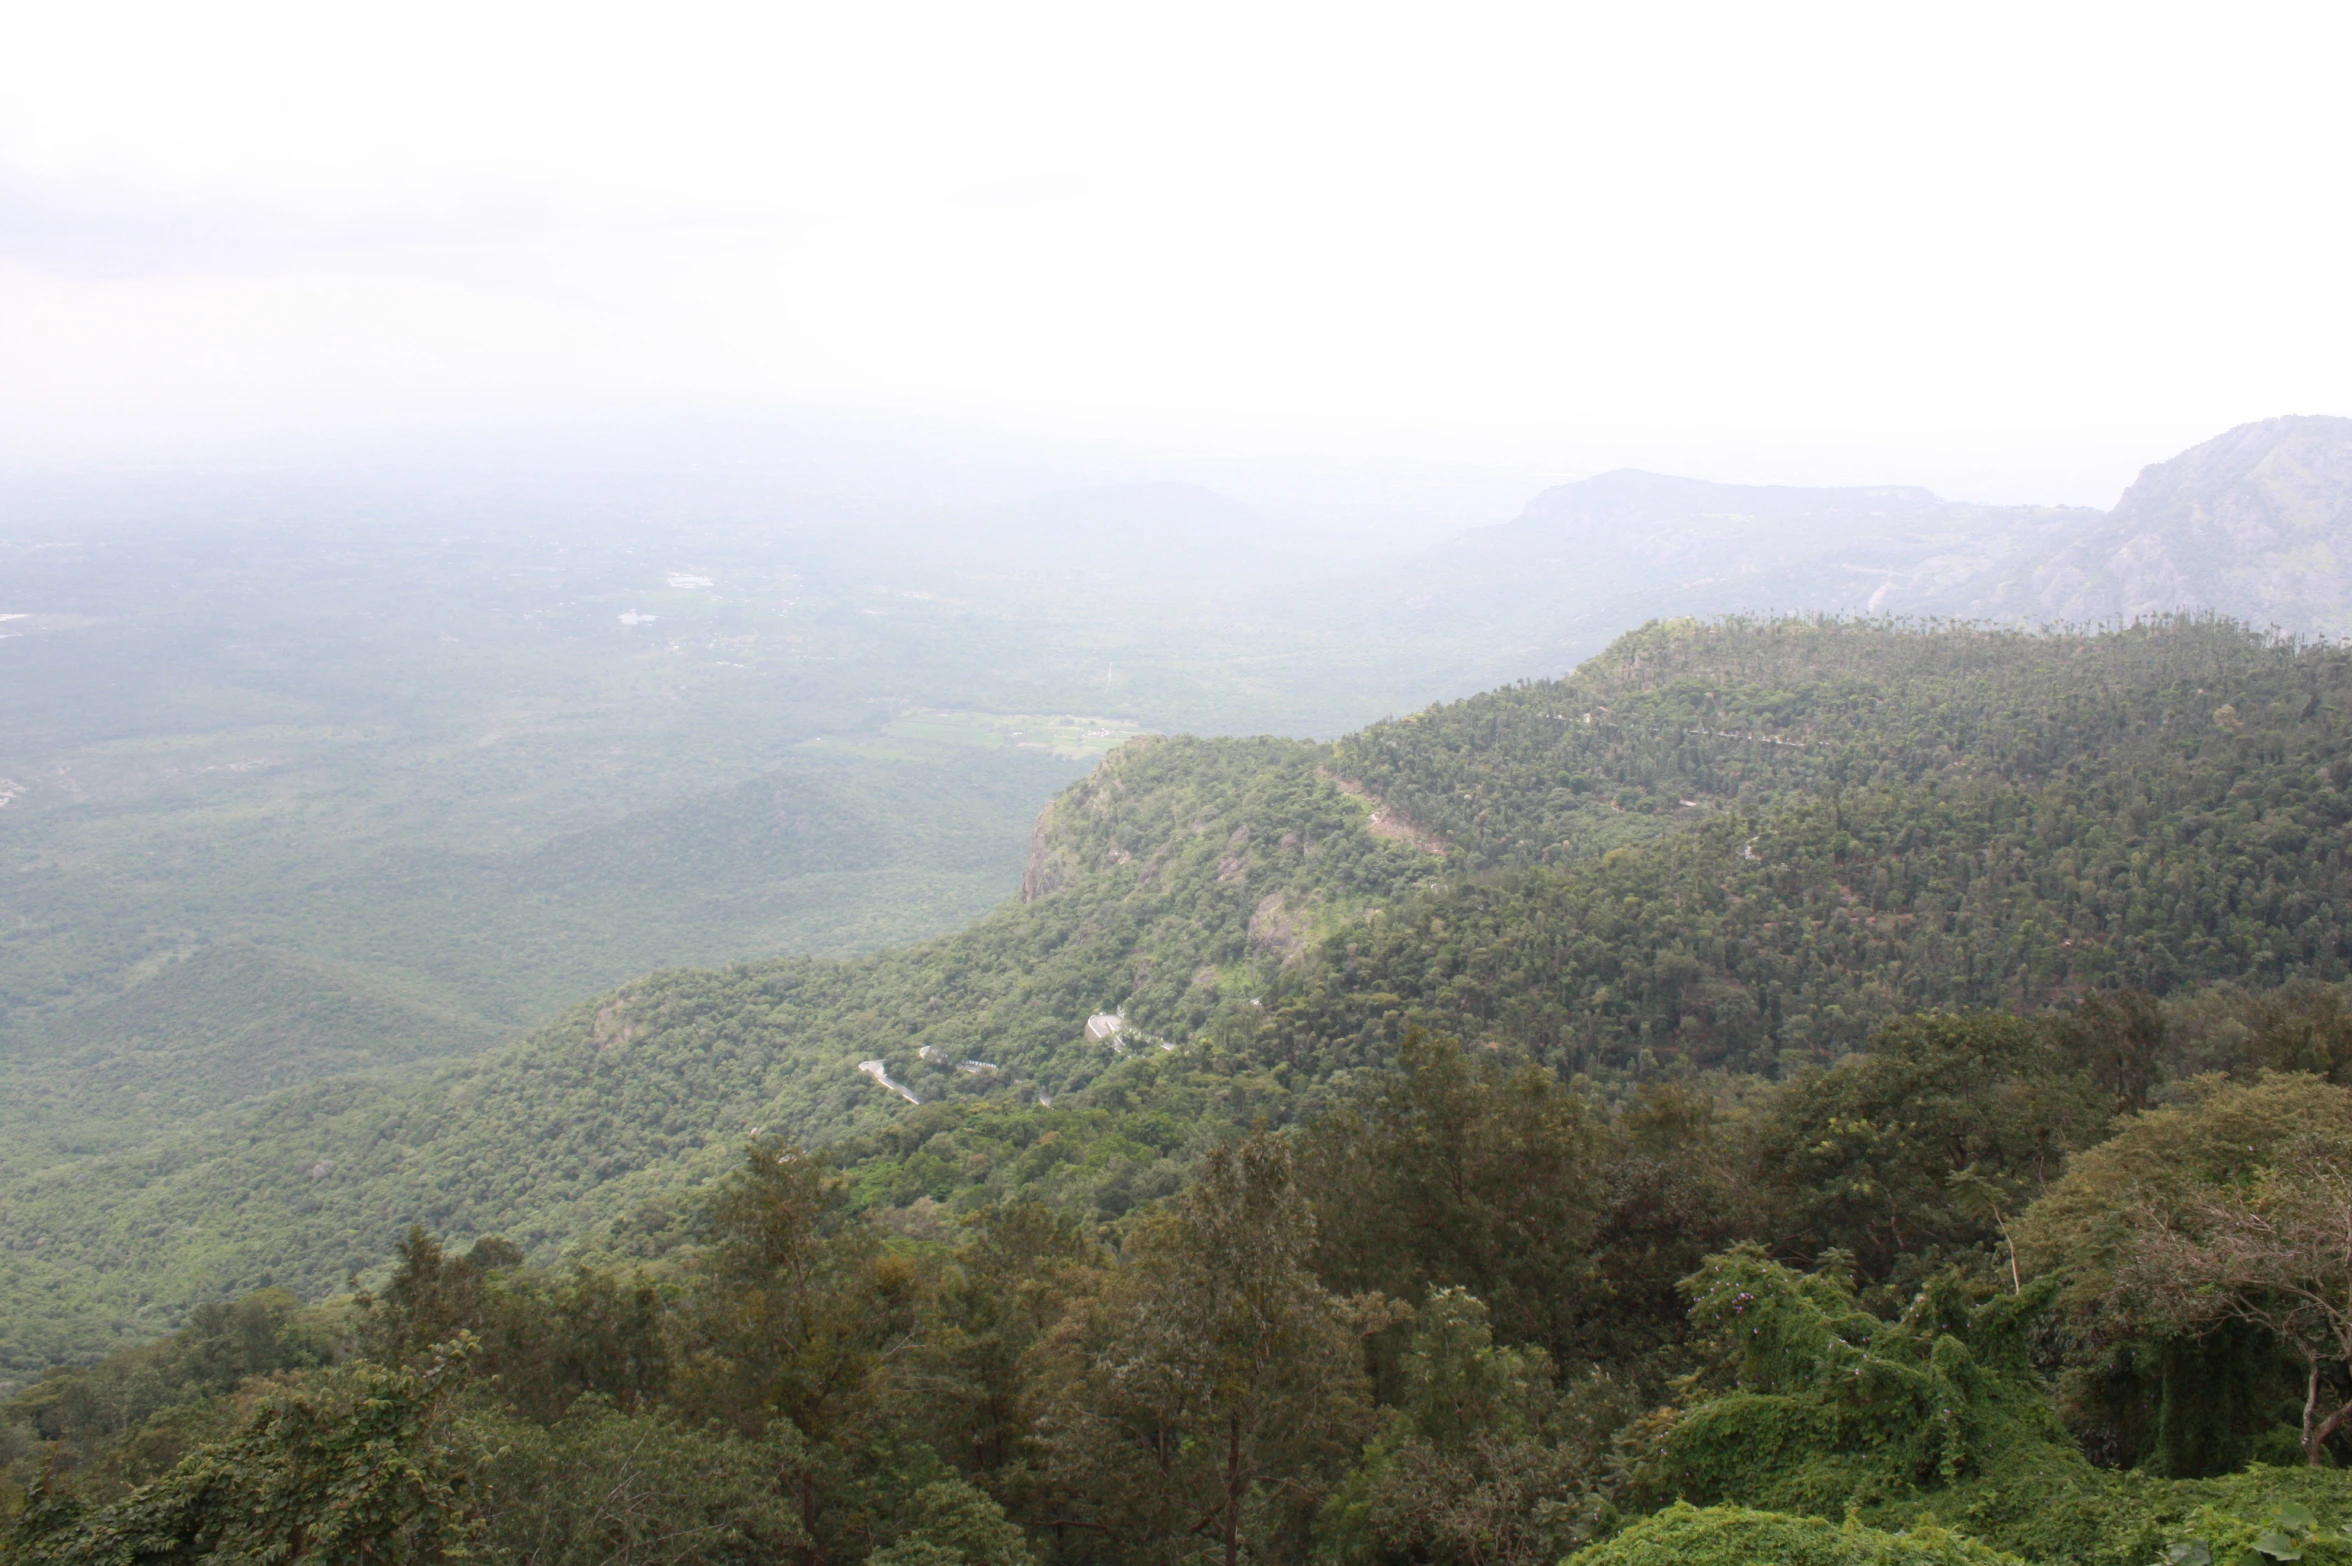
1019 799 1084 901
2023 416 2352 632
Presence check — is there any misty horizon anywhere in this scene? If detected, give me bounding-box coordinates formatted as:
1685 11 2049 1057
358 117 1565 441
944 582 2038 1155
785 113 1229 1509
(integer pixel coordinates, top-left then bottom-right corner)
6 5 2350 506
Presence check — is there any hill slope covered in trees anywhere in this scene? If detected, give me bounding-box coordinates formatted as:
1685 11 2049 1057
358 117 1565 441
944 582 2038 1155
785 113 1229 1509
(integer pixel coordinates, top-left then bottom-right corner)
5 616 2352 1375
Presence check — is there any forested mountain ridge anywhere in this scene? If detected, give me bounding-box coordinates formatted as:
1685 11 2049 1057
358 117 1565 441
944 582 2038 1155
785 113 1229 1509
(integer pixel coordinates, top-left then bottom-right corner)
1255 616 2352 1077
6 616 2352 1378
1343 612 2352 894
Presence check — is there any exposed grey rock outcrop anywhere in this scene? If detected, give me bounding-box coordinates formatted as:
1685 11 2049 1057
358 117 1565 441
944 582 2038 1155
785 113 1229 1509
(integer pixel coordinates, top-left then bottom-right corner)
2021 416 2352 632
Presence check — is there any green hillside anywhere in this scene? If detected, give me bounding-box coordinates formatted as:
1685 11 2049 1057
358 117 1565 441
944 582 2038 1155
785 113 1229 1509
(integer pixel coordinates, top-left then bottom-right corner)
0 733 1436 1370
1278 614 2351 1073
12 615 2352 1566
5 616 2350 1375
16 417 2350 1187
0 747 1087 1167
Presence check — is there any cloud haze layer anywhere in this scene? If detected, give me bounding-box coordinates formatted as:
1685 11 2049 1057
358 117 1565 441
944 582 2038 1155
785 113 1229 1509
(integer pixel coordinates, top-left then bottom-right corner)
2 1 2346 500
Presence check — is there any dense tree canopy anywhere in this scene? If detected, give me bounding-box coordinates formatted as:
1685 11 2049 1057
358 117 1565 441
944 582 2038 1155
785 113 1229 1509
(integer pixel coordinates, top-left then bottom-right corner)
14 618 2352 1566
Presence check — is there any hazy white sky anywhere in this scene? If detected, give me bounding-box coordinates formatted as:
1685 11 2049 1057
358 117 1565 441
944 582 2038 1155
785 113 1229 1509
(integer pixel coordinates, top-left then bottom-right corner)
2 1 2346 501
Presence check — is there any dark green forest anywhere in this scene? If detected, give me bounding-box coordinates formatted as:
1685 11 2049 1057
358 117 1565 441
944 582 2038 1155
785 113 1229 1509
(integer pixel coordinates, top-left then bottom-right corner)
11 616 2352 1565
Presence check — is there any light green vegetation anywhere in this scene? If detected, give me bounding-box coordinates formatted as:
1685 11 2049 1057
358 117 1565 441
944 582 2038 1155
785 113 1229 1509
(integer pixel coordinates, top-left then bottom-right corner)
1566 1505 2030 1566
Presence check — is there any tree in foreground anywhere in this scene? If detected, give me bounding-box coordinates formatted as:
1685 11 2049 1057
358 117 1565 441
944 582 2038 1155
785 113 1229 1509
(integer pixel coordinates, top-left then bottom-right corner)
1036 1133 1383 1566
671 1140 921 1564
2019 1072 2352 1473
1562 1502 2022 1566
461 1396 806 1566
868 1478 1039 1566
1297 1032 1603 1361
1314 1287 1630 1566
6 1341 472 1566
2115 1144 2352 1465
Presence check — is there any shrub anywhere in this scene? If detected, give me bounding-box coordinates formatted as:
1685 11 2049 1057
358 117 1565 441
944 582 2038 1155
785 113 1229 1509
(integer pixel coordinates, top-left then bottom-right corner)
1565 1502 2026 1566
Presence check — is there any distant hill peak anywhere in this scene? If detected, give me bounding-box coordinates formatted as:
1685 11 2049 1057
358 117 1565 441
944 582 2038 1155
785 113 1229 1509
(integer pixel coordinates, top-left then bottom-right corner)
2107 414 2352 524
2030 414 2352 629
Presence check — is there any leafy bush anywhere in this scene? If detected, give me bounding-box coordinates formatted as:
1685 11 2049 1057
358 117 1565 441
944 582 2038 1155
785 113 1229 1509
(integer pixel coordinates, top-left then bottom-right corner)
1616 1248 2352 1566
1564 1502 2026 1566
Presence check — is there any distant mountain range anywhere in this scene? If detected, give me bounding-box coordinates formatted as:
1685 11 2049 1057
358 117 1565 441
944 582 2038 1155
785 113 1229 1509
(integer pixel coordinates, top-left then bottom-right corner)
872 415 2352 733
1344 415 2352 682
2020 415 2352 629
